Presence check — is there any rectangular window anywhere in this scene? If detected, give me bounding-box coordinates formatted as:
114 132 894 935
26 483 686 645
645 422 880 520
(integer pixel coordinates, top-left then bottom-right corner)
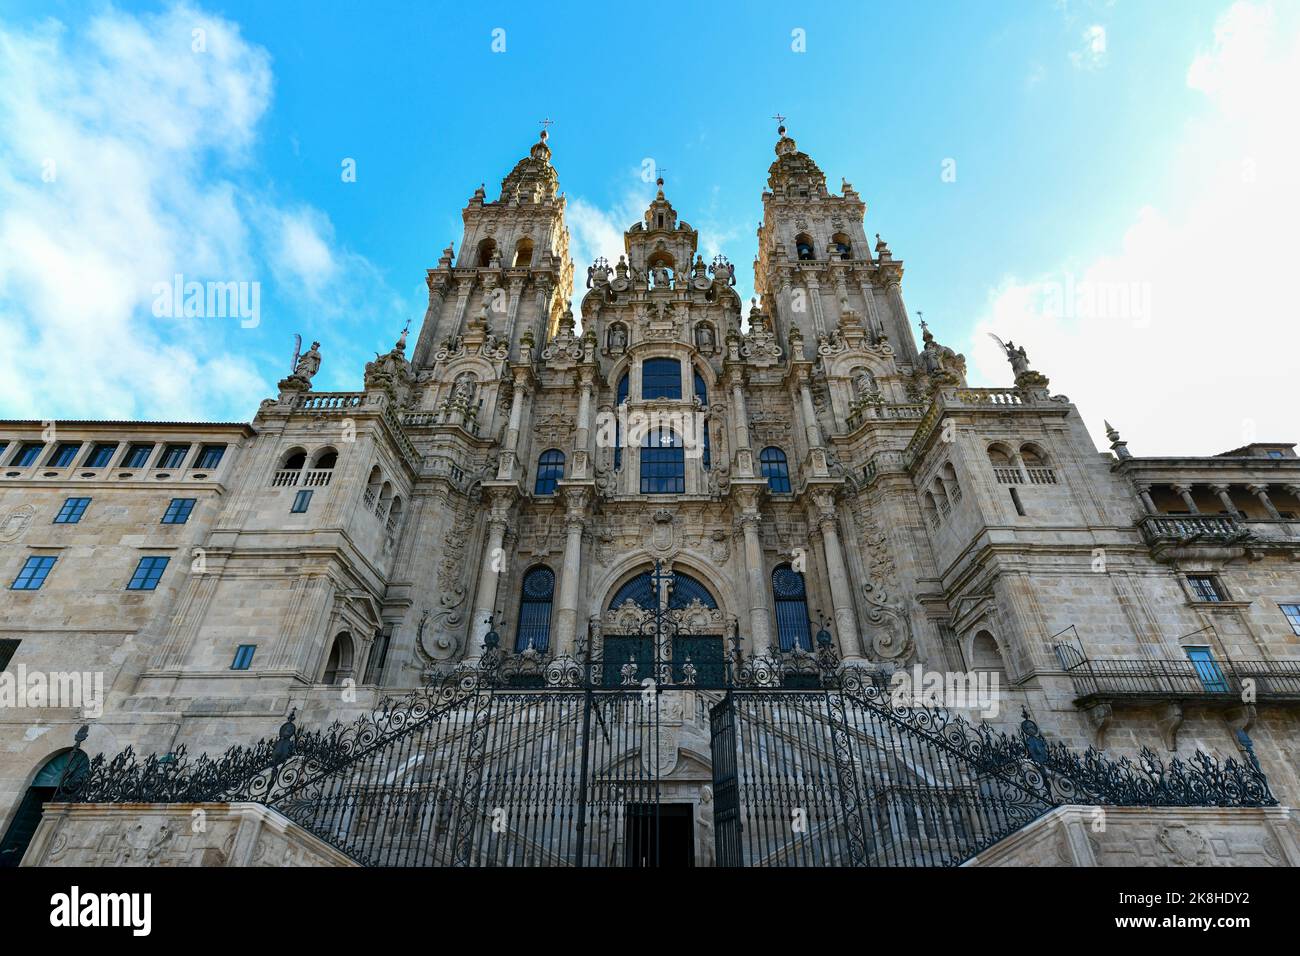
13 442 44 467
1187 575 1225 602
85 443 118 468
641 358 683 399
364 627 392 684
1268 450 1285 459
157 444 190 469
1281 604 1300 636
291 489 313 513
194 444 226 469
48 442 82 467
1186 647 1230 693
54 497 91 524
231 644 256 670
161 498 196 524
122 443 154 468
0 639 18 672
126 555 169 590
12 555 56 590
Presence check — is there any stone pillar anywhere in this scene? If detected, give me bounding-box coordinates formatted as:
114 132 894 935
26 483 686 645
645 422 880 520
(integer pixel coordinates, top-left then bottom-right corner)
728 370 755 477
798 373 823 451
413 278 450 367
812 488 862 662
503 276 525 343
1210 484 1240 518
803 274 826 337
471 490 514 650
552 486 589 654
1136 485 1158 515
1172 484 1199 514
737 496 772 656
571 368 594 479
1248 484 1282 520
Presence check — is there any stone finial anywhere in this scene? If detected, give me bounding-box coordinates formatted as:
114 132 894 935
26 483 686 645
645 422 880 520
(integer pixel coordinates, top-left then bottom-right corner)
1105 420 1131 459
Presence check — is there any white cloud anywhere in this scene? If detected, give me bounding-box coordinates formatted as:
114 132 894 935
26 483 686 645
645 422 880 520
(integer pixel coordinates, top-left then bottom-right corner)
1069 24 1108 69
0 3 394 422
970 2 1300 456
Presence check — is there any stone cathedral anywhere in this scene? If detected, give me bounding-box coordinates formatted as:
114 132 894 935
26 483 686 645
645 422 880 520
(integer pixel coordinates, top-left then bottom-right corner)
3 127 1300 868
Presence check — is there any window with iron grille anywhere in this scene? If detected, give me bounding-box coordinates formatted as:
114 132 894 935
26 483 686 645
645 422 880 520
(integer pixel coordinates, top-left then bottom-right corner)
161 498 196 524
773 564 813 652
54 498 91 524
1187 575 1226 602
12 556 56 590
126 556 169 590
515 567 555 653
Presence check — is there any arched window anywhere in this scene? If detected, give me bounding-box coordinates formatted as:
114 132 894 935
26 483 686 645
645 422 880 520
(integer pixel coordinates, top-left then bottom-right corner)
832 232 853 259
386 496 404 534
323 633 354 684
534 449 565 495
515 566 555 653
795 233 815 261
969 630 1005 674
641 428 684 494
513 238 533 268
311 448 338 469
760 446 791 493
282 449 307 470
608 569 718 610
0 749 90 867
614 372 629 470
476 238 496 267
641 357 682 400
772 564 813 652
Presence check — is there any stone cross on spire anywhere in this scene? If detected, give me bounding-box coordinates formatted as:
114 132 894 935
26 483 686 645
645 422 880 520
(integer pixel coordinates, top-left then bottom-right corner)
538 117 553 141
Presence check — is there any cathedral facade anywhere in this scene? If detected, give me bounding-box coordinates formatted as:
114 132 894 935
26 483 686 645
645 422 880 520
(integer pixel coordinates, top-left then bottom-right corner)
3 127 1300 867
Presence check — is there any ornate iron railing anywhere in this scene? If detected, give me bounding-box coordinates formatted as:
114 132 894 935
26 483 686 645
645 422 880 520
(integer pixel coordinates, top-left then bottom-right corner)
1058 652 1300 703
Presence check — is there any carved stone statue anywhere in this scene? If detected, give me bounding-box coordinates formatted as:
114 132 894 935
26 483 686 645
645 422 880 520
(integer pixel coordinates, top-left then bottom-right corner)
290 341 320 384
695 323 715 351
651 264 671 289
608 324 627 351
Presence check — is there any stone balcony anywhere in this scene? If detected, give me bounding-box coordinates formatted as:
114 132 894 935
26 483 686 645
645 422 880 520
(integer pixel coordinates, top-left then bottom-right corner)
1137 513 1248 546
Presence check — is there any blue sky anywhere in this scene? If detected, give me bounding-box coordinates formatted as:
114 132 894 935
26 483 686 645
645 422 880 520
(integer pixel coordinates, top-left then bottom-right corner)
1 1 1296 454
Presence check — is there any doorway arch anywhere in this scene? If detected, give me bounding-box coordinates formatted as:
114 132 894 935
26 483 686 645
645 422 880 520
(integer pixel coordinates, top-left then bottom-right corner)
0 748 89 867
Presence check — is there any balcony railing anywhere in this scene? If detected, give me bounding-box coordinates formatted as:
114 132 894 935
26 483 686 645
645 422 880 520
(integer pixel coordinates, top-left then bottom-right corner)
1138 513 1245 546
1058 652 1300 703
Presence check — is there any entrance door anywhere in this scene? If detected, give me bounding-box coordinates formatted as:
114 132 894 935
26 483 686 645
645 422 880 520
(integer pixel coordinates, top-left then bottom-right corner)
624 803 694 867
0 749 88 867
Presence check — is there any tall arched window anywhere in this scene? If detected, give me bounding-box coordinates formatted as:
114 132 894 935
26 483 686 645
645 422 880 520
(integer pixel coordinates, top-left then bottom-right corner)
760 446 791 493
832 233 853 259
513 238 533 268
476 238 496 267
772 564 813 652
515 566 555 653
0 749 89 867
641 428 685 494
534 449 565 495
608 569 719 611
641 358 682 399
795 234 815 260
323 633 354 684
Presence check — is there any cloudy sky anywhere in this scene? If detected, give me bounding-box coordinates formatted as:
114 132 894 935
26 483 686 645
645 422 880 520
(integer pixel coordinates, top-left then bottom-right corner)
0 0 1295 454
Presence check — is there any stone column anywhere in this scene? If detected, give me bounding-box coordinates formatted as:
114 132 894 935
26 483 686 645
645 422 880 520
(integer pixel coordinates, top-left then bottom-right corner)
798 373 824 451
737 493 772 656
471 489 514 650
1210 484 1240 518
812 488 862 662
803 274 826 337
552 486 589 654
571 368 594 479
728 370 754 477
413 278 450 367
1136 485 1158 515
1248 484 1282 520
503 276 525 343
1172 484 1199 514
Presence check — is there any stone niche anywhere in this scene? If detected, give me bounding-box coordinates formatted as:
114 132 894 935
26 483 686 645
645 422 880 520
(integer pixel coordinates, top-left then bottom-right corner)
22 802 356 867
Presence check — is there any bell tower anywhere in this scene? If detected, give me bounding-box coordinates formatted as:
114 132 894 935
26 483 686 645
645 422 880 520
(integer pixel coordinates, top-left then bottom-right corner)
412 129 573 368
754 124 919 364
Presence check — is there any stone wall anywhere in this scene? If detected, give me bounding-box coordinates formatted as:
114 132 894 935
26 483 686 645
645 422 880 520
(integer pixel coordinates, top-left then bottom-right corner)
22 802 356 867
965 805 1300 867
